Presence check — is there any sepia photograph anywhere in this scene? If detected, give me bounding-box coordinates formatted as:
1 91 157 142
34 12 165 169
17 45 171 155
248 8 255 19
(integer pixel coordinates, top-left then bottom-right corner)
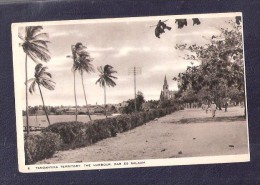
11 12 249 172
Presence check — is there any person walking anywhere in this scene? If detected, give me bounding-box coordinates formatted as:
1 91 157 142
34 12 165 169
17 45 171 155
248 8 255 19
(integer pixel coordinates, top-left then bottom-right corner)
224 102 228 112
205 102 210 114
211 101 217 118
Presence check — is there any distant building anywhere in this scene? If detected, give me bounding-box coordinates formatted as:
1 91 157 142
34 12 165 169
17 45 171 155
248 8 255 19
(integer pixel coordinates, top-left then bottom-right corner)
115 101 129 113
142 102 153 111
160 75 175 101
94 106 105 113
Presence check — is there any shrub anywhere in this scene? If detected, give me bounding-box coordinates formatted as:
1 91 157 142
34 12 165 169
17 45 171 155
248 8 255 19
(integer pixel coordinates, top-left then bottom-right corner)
116 114 132 132
24 132 60 164
114 115 126 133
43 122 87 150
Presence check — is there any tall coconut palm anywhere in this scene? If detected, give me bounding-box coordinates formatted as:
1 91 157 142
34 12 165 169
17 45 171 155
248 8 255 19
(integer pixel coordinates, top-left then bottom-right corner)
96 65 117 118
26 64 55 126
69 44 80 123
72 43 94 121
19 26 51 134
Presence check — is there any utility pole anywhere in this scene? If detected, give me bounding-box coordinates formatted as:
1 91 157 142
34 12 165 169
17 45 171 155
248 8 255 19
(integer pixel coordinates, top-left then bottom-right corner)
128 66 142 112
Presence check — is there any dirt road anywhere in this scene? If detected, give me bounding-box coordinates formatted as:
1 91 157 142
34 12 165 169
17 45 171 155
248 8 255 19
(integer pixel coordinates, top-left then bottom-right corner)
37 107 249 164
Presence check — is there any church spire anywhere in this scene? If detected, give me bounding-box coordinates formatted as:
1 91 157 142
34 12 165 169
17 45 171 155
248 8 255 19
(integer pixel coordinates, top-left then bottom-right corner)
163 75 168 90
164 75 168 85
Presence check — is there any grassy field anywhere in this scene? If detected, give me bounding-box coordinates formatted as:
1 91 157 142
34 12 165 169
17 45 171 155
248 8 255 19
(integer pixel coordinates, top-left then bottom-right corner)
23 114 110 128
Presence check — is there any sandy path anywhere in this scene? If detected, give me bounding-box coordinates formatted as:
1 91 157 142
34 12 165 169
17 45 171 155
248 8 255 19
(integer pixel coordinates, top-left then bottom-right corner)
37 107 249 164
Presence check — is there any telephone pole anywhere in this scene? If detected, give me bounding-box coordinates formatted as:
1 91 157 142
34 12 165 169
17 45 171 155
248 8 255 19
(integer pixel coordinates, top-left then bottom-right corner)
128 66 142 112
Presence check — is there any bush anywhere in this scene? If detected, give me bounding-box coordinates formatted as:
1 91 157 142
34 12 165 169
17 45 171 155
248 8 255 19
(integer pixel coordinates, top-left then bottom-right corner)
24 132 60 165
115 114 132 132
43 122 87 150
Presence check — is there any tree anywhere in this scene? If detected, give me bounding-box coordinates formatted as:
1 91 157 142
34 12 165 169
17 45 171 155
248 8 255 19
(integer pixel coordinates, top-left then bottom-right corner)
174 20 244 111
19 26 51 134
96 65 117 118
175 18 201 29
122 92 145 114
72 43 94 121
26 64 55 126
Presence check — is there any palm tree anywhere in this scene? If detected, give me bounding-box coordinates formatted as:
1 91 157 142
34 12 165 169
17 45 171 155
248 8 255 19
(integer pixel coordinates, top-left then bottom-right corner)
72 43 94 121
69 44 79 123
26 64 55 126
19 26 50 134
96 65 117 118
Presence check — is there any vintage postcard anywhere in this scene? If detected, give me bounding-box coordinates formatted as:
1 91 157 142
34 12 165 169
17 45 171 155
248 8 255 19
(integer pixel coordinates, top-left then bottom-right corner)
12 12 249 173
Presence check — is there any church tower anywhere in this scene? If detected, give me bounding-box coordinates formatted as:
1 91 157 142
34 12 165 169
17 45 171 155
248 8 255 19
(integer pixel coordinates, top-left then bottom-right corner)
163 75 169 90
160 75 175 101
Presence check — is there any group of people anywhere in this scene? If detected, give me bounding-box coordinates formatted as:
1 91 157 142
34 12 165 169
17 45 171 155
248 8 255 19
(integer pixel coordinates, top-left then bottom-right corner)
201 101 218 118
201 101 229 118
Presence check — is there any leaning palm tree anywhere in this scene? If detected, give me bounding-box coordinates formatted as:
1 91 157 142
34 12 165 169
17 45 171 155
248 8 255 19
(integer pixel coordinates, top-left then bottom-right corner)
69 44 79 123
26 64 55 126
19 26 51 134
96 65 117 118
72 43 94 121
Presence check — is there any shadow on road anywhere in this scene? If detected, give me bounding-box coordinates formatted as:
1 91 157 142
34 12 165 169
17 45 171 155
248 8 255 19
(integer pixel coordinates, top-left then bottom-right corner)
167 116 246 124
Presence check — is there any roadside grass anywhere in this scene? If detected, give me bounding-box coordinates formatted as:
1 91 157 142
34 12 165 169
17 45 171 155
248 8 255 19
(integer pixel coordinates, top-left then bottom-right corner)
167 116 246 124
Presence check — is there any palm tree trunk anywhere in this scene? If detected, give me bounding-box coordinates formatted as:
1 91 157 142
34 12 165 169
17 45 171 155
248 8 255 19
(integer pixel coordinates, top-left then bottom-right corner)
81 73 92 121
74 71 78 123
36 108 38 125
37 84 51 126
25 54 29 134
104 85 107 118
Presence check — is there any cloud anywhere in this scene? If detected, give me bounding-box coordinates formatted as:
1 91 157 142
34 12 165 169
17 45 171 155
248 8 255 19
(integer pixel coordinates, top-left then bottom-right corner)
91 52 102 58
157 47 171 52
113 46 151 57
88 46 115 52
175 29 220 37
49 32 68 38
49 29 84 39
86 46 115 58
150 65 168 72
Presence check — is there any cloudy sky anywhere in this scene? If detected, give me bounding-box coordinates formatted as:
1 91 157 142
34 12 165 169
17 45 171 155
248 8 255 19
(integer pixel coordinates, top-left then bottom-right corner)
16 15 236 107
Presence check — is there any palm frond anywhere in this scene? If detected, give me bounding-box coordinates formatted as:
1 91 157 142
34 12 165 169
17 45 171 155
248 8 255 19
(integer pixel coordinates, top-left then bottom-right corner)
96 77 106 87
72 44 94 75
33 63 55 91
108 75 117 79
105 76 117 87
95 78 102 85
41 80 55 90
18 33 24 41
97 66 103 74
29 80 36 94
30 42 50 53
37 66 48 77
23 26 51 63
31 39 50 48
33 32 49 40
43 72 52 78
25 78 35 85
25 26 43 41
39 76 55 84
79 60 95 73
31 26 43 34
35 63 43 74
27 44 51 62
96 65 117 88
